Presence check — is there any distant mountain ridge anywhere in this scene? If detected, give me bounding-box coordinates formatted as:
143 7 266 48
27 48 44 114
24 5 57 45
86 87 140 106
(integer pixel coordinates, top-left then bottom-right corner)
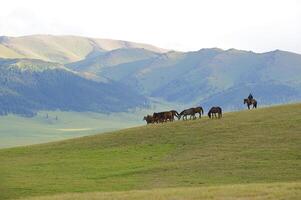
0 35 168 63
0 35 301 115
0 58 148 116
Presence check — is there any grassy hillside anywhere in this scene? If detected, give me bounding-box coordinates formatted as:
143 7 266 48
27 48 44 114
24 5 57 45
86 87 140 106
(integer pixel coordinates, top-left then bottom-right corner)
20 182 301 200
1 103 301 199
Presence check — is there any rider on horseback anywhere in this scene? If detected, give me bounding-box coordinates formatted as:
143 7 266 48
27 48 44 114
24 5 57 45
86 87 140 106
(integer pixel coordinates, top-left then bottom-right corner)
244 93 257 109
248 93 253 100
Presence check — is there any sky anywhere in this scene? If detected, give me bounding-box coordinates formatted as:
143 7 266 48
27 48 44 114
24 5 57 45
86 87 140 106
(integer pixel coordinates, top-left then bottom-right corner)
0 0 300 53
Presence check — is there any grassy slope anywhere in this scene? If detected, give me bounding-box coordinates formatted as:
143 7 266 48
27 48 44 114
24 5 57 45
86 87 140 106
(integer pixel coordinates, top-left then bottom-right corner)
1 103 301 199
20 182 301 200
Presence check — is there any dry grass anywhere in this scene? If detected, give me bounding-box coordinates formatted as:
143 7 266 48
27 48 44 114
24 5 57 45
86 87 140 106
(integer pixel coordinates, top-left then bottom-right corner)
20 182 301 200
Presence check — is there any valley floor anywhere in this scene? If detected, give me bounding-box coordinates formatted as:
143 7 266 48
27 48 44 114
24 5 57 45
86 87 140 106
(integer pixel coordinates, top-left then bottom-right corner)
0 111 141 148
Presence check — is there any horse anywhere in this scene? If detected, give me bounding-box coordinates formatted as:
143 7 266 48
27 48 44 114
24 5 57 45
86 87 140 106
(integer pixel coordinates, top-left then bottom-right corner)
153 111 173 123
244 98 257 109
208 107 222 119
194 106 204 118
170 110 180 121
179 106 204 120
143 115 154 124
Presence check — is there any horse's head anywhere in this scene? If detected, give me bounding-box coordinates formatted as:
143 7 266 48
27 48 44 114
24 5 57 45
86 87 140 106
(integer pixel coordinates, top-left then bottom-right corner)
208 112 211 118
143 116 147 121
177 114 181 120
243 99 248 104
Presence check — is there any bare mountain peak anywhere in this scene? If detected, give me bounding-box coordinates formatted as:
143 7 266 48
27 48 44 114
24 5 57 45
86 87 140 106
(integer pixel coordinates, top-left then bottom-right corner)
0 35 169 63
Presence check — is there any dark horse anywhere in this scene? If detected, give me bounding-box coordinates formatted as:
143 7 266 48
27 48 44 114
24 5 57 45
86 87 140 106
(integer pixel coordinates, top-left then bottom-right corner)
143 115 154 124
170 110 180 120
153 110 178 123
179 106 204 120
208 107 222 119
244 98 257 109
194 107 204 118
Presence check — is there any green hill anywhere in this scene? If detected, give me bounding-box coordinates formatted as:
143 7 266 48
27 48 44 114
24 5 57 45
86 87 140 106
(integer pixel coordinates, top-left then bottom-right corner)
1 103 301 199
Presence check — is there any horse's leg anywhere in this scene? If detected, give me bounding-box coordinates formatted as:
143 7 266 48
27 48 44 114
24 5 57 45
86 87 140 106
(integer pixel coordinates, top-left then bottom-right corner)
248 104 250 109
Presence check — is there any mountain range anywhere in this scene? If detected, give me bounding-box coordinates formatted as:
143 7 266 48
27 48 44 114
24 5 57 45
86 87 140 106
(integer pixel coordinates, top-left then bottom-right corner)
0 35 301 116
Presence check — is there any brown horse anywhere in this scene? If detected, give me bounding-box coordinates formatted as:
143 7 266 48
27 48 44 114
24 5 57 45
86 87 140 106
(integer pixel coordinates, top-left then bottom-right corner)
208 107 222 119
170 110 180 120
143 115 154 124
244 98 257 109
153 111 174 123
194 106 204 118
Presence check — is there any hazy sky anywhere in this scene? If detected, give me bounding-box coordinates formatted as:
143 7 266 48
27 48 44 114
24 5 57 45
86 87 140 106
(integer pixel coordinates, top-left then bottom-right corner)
0 0 300 53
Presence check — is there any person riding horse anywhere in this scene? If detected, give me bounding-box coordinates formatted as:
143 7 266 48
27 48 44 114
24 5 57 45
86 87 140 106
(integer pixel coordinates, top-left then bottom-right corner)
248 93 253 100
244 93 257 109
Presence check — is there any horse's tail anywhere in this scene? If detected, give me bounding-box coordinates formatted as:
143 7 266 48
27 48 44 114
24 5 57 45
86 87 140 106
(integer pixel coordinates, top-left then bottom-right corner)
208 110 211 118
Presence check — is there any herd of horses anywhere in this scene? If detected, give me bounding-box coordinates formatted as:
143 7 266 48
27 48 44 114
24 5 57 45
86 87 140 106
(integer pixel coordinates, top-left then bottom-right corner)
143 97 258 124
143 106 222 124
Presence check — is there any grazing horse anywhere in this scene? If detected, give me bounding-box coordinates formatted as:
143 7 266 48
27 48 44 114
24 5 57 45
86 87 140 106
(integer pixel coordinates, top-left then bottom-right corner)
179 107 204 120
194 106 204 118
179 108 196 120
170 110 180 121
153 112 164 123
143 115 154 124
244 98 257 109
208 107 222 119
153 111 174 123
